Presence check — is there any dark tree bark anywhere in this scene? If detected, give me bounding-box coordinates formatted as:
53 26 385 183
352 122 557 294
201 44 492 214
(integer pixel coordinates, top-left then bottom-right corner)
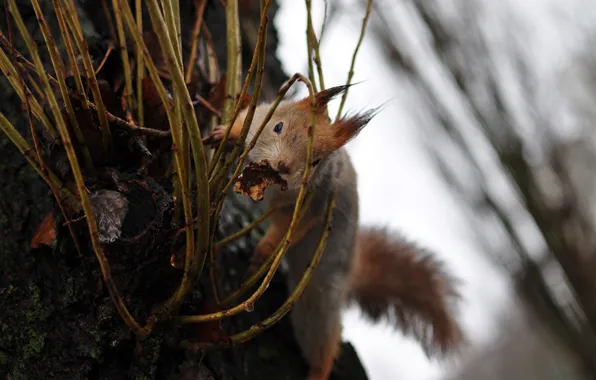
0 1 368 379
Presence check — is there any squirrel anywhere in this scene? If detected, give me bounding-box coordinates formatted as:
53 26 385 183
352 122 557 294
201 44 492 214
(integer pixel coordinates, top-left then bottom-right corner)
208 84 464 380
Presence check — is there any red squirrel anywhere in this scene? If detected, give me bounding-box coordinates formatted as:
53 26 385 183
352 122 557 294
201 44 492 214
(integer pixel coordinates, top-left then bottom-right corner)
209 84 464 380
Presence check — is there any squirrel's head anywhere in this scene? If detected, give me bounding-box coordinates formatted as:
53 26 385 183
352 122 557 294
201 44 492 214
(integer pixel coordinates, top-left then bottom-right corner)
241 84 377 188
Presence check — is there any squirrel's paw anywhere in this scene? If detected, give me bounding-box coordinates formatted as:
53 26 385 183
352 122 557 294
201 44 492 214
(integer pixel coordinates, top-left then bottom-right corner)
211 126 226 140
202 125 228 146
246 241 276 274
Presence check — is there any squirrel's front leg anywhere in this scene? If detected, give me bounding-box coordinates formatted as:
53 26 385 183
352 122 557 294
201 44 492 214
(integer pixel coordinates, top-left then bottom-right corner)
250 208 319 269
251 210 288 267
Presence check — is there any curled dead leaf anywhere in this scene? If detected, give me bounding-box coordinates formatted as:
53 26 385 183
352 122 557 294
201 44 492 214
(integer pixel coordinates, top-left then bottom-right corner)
30 212 57 249
233 161 288 201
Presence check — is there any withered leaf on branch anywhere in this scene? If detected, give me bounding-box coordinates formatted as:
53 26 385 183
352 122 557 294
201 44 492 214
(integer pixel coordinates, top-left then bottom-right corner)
234 161 288 201
30 211 57 249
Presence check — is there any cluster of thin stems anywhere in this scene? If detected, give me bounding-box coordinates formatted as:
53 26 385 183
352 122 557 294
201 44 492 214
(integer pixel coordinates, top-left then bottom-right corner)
0 0 372 349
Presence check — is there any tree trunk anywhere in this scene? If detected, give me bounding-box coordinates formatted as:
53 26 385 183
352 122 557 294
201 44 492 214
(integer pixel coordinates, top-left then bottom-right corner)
0 1 368 379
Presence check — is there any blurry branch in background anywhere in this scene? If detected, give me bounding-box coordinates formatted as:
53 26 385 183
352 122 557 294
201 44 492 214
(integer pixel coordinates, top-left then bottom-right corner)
351 0 596 377
334 0 372 122
305 0 325 94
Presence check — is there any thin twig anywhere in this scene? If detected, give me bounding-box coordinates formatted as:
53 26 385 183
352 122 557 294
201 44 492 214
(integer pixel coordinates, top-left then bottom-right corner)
185 0 207 84
172 0 182 58
335 0 373 121
108 112 171 136
135 0 144 127
202 22 219 164
305 0 318 93
111 0 136 116
193 95 222 117
21 64 45 99
160 0 183 68
222 0 242 124
160 0 186 222
214 208 275 248
305 0 325 95
319 0 329 43
94 43 115 75
101 0 119 44
202 23 219 81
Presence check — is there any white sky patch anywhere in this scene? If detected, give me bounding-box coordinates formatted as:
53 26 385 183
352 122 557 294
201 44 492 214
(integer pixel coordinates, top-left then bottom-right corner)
274 0 596 379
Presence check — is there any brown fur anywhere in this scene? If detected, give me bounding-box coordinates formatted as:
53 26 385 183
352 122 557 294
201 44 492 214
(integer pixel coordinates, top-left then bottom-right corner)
350 227 464 355
207 84 463 380
297 84 354 113
294 85 375 160
328 111 376 153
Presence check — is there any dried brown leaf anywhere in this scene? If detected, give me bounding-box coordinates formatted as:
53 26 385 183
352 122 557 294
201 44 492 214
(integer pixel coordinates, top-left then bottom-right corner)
30 211 57 249
233 160 288 201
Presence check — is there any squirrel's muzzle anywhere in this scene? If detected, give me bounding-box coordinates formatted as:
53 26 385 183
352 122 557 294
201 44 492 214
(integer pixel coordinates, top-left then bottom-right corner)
276 161 291 175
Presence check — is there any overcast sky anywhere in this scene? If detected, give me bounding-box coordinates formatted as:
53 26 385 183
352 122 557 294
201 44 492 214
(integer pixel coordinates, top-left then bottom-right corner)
274 1 596 379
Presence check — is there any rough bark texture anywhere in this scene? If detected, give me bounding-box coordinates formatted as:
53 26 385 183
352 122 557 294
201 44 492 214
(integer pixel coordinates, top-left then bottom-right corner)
0 1 368 379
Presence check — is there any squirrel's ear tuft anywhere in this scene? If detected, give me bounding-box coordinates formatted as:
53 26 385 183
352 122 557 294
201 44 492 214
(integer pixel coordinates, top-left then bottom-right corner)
298 84 357 112
314 84 353 110
331 108 377 147
312 108 378 160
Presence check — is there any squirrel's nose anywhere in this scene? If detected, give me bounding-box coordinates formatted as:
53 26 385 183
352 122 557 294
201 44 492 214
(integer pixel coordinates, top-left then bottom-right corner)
276 161 291 175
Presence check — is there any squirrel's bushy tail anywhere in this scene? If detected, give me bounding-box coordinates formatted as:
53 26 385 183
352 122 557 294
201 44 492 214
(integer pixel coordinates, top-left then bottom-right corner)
349 227 464 356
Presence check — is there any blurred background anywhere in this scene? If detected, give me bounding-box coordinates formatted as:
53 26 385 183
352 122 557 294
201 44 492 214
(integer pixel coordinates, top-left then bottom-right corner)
275 0 596 379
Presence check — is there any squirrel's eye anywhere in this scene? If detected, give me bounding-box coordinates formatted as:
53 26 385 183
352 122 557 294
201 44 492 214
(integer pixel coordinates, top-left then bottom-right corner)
273 122 283 134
